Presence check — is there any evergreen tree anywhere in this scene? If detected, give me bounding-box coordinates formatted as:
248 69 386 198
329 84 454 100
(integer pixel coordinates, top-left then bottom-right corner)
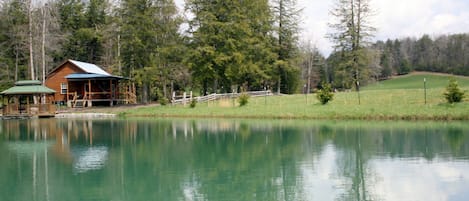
120 0 182 102
444 78 466 104
271 0 301 94
56 0 106 64
186 0 275 95
328 0 376 90
0 0 29 82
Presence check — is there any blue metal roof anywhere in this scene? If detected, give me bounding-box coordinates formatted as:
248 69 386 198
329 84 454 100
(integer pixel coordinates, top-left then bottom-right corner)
65 73 124 79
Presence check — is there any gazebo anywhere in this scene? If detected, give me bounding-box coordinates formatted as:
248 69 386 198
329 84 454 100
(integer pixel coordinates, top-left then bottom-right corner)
1 80 56 118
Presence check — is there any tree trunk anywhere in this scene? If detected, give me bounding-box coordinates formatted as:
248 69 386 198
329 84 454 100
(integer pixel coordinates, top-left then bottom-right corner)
15 47 19 81
277 76 281 94
42 6 46 84
28 0 35 81
142 83 148 104
117 33 121 74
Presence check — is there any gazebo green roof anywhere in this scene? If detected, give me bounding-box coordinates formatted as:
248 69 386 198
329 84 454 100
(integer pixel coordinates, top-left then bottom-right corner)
0 80 55 95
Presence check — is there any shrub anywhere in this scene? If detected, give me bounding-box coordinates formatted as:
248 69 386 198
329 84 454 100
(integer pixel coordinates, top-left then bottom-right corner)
316 83 334 105
189 98 197 108
159 97 169 106
444 78 466 103
237 93 250 107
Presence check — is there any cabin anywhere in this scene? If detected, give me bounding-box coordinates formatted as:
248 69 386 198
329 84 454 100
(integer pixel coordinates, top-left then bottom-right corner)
45 60 136 107
1 80 56 118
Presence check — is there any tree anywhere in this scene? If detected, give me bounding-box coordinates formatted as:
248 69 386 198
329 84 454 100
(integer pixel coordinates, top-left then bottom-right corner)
186 0 275 95
444 78 466 104
0 0 29 82
27 0 34 80
271 0 301 94
328 0 376 90
316 82 334 105
413 34 434 71
56 0 107 64
120 0 183 102
299 40 325 92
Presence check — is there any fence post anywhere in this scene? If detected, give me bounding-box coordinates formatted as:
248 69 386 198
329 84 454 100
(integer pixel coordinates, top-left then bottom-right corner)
183 92 187 106
172 91 176 105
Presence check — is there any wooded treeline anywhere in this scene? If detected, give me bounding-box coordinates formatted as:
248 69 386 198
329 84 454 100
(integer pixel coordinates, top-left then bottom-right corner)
0 0 467 102
0 0 304 102
373 34 469 77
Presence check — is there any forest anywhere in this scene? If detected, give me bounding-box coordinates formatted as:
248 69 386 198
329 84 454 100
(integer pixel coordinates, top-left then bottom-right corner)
0 0 468 102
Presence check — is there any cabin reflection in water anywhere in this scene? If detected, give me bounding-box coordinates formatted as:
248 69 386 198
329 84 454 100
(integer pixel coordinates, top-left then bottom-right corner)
0 119 132 172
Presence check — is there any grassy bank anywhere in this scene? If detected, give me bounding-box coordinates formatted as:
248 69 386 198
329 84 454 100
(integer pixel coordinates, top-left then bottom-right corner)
119 89 468 120
116 72 469 120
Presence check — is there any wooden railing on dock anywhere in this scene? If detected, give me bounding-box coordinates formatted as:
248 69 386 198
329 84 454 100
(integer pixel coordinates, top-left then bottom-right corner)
2 103 56 117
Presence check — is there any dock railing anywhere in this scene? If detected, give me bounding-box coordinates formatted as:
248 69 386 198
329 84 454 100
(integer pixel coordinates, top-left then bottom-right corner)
2 103 56 117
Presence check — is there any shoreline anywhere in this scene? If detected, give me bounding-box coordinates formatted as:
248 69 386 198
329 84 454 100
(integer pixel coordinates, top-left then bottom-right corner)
120 113 469 121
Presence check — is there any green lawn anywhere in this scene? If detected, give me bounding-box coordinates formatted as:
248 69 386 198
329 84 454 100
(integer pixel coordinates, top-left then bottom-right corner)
363 72 469 90
121 72 469 120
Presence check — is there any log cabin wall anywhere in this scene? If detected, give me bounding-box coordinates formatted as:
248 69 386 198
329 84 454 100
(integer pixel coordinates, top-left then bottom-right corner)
45 62 85 103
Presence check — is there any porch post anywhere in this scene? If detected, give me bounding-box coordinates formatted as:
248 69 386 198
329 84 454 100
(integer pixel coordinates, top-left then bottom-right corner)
66 80 69 102
110 79 113 106
88 79 92 107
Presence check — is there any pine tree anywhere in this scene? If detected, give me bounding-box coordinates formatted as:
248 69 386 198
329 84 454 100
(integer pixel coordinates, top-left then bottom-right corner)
120 0 182 102
271 0 301 94
0 0 30 82
186 0 275 94
444 78 466 104
328 0 376 90
57 0 106 64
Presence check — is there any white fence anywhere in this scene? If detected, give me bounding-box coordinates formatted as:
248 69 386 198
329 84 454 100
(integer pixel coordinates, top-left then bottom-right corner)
172 90 273 105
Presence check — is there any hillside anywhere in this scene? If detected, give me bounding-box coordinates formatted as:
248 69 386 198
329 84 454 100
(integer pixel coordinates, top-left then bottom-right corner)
363 72 469 90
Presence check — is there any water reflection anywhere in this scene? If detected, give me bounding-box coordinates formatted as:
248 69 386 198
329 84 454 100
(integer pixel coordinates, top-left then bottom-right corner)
72 146 108 173
0 119 468 201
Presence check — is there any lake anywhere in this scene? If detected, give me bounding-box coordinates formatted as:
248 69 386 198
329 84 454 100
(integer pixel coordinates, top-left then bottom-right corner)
0 118 468 201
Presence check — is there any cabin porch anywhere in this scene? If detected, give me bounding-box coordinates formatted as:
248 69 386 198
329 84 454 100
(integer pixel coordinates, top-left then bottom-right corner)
65 79 136 108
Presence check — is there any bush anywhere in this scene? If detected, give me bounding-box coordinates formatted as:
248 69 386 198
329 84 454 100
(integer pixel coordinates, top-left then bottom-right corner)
316 83 334 105
444 78 466 103
237 93 250 107
159 97 169 106
189 98 197 108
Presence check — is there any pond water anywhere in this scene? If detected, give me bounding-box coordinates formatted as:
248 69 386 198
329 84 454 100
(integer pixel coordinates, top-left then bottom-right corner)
0 118 469 201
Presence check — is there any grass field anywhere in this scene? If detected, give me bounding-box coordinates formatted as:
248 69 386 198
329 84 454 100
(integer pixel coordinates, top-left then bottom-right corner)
363 72 469 90
120 72 469 120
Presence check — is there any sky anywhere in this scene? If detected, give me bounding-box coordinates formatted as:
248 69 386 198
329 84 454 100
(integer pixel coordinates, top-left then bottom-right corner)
175 0 469 56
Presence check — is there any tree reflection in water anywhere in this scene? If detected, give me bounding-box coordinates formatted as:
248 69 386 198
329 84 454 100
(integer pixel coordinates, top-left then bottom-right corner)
0 119 468 201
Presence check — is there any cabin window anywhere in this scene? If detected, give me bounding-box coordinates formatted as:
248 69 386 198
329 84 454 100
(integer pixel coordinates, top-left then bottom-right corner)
60 83 67 94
